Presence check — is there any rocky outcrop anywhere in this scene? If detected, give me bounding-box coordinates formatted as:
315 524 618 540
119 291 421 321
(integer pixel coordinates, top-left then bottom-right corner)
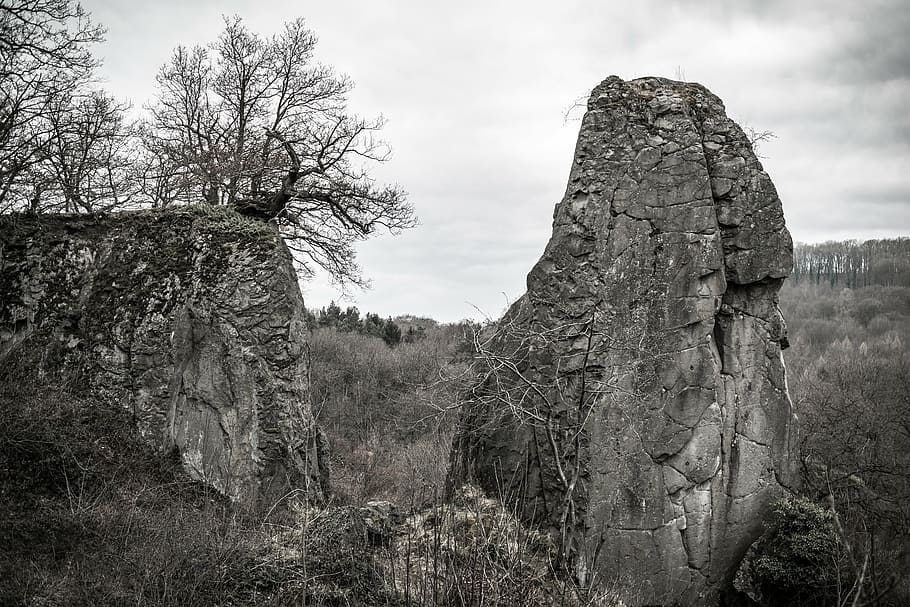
454 76 799 605
0 207 327 503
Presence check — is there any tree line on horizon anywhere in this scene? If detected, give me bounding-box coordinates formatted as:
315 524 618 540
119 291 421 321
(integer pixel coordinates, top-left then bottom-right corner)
791 238 910 288
306 302 432 347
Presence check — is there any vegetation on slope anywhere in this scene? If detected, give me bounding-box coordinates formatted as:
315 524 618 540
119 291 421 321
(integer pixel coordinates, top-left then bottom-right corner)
745 244 910 606
1 316 620 606
306 315 474 506
3 238 910 606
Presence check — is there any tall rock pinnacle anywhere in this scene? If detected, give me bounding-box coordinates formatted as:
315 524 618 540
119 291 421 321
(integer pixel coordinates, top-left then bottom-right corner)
454 76 799 605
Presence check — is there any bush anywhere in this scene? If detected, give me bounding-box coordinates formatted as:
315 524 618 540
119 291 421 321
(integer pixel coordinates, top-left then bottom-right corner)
735 496 840 606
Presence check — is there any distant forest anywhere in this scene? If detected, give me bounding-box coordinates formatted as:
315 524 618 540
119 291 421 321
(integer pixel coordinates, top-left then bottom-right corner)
305 302 444 347
791 237 910 287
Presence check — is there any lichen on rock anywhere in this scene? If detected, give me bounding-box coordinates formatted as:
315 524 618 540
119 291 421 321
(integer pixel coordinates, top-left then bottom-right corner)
453 76 799 605
0 206 327 503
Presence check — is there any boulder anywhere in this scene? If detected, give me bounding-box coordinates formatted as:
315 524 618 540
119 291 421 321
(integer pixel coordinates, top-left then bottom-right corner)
0 207 328 503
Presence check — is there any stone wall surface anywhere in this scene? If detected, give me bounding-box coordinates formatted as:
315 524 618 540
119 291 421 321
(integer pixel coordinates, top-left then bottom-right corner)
0 207 327 503
454 76 799 605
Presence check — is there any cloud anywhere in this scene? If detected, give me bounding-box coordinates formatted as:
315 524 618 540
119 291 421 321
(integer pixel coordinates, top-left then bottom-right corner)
82 0 910 321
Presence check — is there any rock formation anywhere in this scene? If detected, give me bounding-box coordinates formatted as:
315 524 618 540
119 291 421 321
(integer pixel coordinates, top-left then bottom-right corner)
0 207 327 503
454 76 799 605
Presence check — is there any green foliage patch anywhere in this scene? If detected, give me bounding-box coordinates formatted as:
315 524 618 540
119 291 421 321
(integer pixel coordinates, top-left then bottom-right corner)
737 496 840 605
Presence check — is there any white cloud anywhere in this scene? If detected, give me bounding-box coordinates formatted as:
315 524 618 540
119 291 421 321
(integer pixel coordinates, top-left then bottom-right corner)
83 0 910 321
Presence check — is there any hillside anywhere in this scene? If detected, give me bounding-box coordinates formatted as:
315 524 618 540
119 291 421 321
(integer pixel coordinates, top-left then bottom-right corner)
3 242 910 606
775 249 910 606
0 370 598 606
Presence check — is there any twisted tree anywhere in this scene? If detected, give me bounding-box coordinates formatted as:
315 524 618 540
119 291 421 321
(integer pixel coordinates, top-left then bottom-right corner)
144 16 414 285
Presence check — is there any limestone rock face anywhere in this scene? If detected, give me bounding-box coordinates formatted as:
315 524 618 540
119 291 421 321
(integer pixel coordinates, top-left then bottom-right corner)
454 76 799 604
0 208 327 503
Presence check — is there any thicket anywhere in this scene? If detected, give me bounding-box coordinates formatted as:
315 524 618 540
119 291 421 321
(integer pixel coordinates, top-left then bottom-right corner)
306 315 474 505
736 496 841 606
0 383 350 606
0 339 622 606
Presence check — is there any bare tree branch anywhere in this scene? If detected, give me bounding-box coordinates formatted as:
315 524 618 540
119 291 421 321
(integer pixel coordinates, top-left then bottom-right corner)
142 16 414 285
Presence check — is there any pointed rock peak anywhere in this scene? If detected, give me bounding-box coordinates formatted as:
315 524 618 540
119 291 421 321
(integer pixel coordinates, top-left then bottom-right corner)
453 76 798 604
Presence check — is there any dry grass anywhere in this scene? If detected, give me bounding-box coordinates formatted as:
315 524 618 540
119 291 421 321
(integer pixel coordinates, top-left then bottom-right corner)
0 384 388 606
0 323 631 606
0 379 627 606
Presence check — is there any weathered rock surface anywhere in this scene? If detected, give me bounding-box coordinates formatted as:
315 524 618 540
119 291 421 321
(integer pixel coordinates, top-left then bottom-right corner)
0 207 327 503
454 76 799 605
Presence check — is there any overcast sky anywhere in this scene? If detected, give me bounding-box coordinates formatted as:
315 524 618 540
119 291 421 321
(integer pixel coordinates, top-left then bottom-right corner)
81 0 909 322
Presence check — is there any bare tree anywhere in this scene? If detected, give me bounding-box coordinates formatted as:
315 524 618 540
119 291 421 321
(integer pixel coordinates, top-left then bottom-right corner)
795 336 910 603
0 0 105 211
43 91 134 212
144 16 415 285
744 125 777 158
131 123 193 207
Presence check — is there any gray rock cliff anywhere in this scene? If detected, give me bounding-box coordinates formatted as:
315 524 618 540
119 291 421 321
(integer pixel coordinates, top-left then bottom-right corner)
454 76 799 605
0 207 327 503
